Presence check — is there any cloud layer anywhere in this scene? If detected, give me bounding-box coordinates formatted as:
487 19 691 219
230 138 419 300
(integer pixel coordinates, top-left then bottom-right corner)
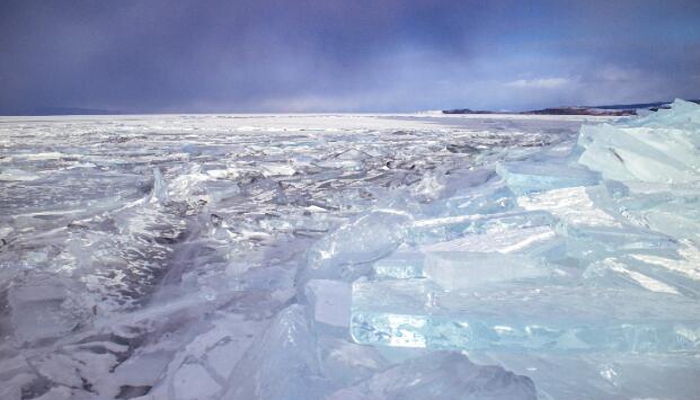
1 0 699 113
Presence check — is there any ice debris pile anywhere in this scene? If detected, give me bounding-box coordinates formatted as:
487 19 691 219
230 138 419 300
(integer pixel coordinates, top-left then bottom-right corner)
349 101 700 398
0 104 699 400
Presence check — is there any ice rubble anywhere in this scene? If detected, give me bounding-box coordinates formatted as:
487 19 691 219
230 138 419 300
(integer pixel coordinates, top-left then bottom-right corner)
1 106 699 400
348 100 700 396
578 99 700 183
327 352 537 400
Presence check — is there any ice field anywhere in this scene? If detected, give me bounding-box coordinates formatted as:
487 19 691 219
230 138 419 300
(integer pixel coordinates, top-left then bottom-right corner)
1 101 700 399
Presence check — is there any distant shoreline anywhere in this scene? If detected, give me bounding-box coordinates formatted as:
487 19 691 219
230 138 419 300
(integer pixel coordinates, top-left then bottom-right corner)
442 99 700 116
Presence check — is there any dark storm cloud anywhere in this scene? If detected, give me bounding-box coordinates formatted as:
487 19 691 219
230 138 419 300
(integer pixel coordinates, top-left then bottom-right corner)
1 0 699 113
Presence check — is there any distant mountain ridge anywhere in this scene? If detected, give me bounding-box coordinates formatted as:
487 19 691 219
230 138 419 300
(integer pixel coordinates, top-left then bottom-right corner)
443 99 700 116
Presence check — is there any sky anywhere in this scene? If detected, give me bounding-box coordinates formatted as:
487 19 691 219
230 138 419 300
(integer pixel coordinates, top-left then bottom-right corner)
1 0 699 113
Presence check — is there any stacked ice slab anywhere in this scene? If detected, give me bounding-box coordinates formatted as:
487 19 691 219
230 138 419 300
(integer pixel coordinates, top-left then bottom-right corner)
351 100 700 353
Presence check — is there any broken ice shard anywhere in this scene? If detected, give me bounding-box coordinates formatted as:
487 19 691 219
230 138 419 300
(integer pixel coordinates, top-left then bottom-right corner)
327 351 537 400
149 167 169 204
9 276 90 345
578 99 700 184
223 305 328 400
517 185 622 229
496 161 600 195
419 223 561 290
305 279 352 328
559 223 678 263
351 279 700 352
303 209 412 282
423 251 549 290
373 251 425 279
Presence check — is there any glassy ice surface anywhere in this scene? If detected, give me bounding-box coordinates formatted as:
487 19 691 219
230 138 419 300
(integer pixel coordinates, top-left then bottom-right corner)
1 106 699 399
496 161 601 195
372 251 425 280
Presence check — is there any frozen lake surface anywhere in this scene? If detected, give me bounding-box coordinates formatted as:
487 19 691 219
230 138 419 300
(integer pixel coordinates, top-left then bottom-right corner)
1 105 699 399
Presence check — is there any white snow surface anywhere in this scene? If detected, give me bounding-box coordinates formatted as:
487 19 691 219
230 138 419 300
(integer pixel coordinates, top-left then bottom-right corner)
1 107 699 400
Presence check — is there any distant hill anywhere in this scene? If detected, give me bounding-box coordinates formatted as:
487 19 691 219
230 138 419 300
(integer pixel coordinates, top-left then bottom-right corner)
443 99 700 116
442 108 495 115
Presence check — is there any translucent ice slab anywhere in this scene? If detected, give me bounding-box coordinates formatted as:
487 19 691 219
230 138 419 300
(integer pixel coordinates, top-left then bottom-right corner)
304 209 413 282
407 210 559 246
418 223 562 290
423 251 551 290
351 279 700 352
605 185 700 241
222 305 328 400
372 211 564 289
559 223 678 262
517 186 622 228
633 98 700 127
496 161 600 195
306 279 352 328
373 251 425 279
578 99 700 184
424 177 517 219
